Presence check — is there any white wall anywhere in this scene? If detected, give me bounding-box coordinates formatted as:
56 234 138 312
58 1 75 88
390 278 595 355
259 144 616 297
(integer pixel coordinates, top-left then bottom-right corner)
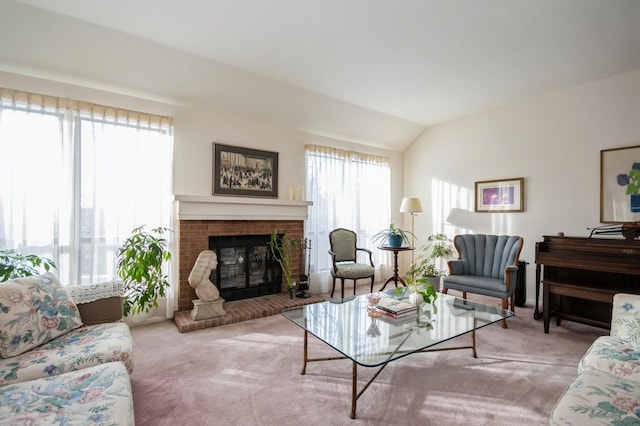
403 68 640 304
0 1 405 214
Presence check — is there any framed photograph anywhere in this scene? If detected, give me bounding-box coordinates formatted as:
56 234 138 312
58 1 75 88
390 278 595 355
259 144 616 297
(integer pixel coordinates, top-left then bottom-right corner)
600 145 640 223
213 143 278 198
475 178 524 213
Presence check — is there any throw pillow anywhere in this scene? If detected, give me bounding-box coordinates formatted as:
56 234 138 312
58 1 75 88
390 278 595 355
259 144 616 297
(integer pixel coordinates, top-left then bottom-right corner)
0 272 83 358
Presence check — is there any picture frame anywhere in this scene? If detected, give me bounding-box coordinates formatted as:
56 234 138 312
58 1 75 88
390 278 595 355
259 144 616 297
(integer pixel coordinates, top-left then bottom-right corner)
213 143 278 198
600 145 640 223
474 178 524 213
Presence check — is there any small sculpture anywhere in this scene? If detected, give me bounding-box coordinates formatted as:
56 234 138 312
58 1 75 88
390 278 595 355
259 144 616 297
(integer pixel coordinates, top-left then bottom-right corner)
188 250 220 302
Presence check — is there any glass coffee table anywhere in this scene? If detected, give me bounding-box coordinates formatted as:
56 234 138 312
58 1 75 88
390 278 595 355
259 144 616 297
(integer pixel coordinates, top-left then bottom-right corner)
281 291 513 419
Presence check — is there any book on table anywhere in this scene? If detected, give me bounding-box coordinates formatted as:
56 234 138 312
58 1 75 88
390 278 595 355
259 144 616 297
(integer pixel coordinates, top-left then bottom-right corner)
376 307 416 319
376 297 417 315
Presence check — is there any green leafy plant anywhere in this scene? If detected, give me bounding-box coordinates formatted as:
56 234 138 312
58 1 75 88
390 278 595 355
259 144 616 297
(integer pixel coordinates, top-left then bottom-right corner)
400 272 438 304
268 230 299 290
371 223 414 247
0 249 57 282
116 226 172 316
408 233 453 278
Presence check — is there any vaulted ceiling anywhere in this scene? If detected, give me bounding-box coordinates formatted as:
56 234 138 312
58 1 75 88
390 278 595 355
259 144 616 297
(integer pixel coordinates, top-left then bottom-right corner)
6 0 640 150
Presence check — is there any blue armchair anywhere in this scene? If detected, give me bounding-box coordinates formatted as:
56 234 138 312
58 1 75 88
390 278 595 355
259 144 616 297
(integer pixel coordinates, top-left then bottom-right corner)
442 234 523 328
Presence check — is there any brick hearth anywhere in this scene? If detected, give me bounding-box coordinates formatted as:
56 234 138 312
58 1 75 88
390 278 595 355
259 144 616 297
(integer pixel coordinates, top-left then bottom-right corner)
173 292 326 333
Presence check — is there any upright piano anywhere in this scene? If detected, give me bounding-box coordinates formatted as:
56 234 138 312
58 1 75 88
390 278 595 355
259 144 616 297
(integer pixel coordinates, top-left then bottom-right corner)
535 235 640 333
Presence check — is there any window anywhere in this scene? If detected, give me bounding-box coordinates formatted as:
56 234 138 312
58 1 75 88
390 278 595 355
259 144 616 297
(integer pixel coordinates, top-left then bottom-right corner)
305 144 391 293
0 88 173 287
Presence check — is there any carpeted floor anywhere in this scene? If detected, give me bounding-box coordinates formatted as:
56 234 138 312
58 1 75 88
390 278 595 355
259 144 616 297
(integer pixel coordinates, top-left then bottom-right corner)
129 297 606 425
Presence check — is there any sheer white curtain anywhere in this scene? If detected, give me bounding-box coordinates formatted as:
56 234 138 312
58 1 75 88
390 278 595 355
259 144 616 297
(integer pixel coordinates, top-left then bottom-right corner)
305 144 391 294
0 88 174 314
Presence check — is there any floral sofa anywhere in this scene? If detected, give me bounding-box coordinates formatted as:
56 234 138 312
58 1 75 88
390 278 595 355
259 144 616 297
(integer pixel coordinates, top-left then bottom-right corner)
550 293 640 425
0 273 134 424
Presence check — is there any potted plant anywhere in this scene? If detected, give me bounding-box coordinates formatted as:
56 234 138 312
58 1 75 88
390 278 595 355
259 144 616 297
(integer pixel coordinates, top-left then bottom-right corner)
400 270 438 327
0 249 57 281
407 233 454 287
116 225 172 316
268 230 299 299
371 223 414 248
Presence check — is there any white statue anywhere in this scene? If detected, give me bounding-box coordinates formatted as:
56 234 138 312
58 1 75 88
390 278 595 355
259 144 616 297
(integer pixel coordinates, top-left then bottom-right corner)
188 250 220 302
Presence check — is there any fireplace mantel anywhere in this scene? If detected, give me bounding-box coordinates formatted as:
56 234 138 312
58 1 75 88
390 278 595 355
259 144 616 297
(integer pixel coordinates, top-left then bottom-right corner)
174 195 312 221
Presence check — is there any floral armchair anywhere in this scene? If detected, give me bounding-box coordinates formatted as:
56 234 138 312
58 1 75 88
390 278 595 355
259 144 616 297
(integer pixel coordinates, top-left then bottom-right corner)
551 293 640 425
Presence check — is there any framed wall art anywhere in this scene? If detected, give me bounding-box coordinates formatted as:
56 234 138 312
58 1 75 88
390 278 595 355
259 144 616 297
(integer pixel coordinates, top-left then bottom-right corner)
600 145 640 223
474 177 524 213
213 143 278 198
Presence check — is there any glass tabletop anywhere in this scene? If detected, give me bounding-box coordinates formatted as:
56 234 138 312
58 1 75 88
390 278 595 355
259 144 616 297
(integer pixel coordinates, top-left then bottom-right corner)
281 292 513 367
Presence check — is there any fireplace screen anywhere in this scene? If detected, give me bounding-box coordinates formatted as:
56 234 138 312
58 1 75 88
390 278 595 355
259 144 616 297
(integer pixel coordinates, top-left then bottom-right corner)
209 234 281 301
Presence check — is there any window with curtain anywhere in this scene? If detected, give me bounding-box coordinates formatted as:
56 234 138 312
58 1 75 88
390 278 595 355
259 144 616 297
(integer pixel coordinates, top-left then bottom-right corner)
0 88 173 289
305 144 391 294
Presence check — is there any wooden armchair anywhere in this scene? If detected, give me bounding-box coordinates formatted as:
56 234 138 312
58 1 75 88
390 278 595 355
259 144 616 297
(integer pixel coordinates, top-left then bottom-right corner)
328 228 375 298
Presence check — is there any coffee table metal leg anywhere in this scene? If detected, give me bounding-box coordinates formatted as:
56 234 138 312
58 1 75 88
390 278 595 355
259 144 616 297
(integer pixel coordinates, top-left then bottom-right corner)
471 329 477 358
351 362 357 419
301 330 308 375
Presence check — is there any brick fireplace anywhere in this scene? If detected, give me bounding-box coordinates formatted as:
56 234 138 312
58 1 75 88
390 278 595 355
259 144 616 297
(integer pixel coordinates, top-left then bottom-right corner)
174 195 311 313
177 219 303 311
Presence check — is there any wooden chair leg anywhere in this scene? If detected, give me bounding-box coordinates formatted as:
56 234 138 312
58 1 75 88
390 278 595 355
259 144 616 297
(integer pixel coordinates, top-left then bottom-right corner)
341 278 345 299
462 291 467 300
442 288 449 294
370 277 374 293
353 279 356 296
331 277 336 298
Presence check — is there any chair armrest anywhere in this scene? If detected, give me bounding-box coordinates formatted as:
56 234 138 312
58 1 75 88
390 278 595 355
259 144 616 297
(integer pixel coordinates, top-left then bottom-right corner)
328 249 338 270
356 247 374 266
505 265 518 290
448 260 464 275
68 280 124 325
611 293 640 341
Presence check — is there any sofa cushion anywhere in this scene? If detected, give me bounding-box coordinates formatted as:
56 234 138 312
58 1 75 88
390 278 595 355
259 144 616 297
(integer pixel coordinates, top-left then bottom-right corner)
0 322 133 386
611 293 640 346
0 361 134 425
0 273 83 358
550 369 640 425
579 335 640 382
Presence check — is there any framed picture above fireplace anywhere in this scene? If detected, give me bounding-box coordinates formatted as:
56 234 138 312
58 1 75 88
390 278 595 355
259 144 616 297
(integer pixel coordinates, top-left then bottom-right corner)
213 143 278 198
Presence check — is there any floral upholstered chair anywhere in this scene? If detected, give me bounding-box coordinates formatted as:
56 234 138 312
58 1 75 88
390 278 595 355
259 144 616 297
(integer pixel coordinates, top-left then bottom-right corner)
328 228 375 299
550 293 640 425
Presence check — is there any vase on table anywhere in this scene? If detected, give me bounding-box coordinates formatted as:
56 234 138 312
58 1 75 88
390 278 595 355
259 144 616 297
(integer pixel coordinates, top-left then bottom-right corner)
409 291 433 327
288 282 296 300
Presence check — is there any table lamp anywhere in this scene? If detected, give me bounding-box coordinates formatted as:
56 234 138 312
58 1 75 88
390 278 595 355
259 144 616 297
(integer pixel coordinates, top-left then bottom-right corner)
400 197 423 262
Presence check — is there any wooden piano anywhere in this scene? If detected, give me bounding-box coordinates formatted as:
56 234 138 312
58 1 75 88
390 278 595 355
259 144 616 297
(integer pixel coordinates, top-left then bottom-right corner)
535 235 640 333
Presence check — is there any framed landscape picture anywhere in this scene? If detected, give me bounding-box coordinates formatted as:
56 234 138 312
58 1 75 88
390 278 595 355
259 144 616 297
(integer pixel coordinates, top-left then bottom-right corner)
600 145 640 223
474 178 524 213
213 143 278 198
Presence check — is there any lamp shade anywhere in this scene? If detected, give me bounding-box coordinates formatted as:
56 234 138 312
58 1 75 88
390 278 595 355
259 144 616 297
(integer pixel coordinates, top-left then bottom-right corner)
400 197 423 214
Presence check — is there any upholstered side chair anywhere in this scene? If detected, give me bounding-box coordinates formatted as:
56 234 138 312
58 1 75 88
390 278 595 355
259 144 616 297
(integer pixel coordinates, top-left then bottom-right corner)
442 234 523 328
328 228 375 299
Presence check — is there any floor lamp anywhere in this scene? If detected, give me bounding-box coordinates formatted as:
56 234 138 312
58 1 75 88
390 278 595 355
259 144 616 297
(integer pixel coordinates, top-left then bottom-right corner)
400 197 423 263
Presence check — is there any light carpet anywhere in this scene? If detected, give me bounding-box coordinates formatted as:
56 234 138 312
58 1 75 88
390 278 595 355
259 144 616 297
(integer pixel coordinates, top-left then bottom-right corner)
129 302 605 425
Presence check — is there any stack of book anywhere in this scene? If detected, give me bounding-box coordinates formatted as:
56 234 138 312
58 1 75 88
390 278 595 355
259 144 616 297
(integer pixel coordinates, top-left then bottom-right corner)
376 297 417 319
